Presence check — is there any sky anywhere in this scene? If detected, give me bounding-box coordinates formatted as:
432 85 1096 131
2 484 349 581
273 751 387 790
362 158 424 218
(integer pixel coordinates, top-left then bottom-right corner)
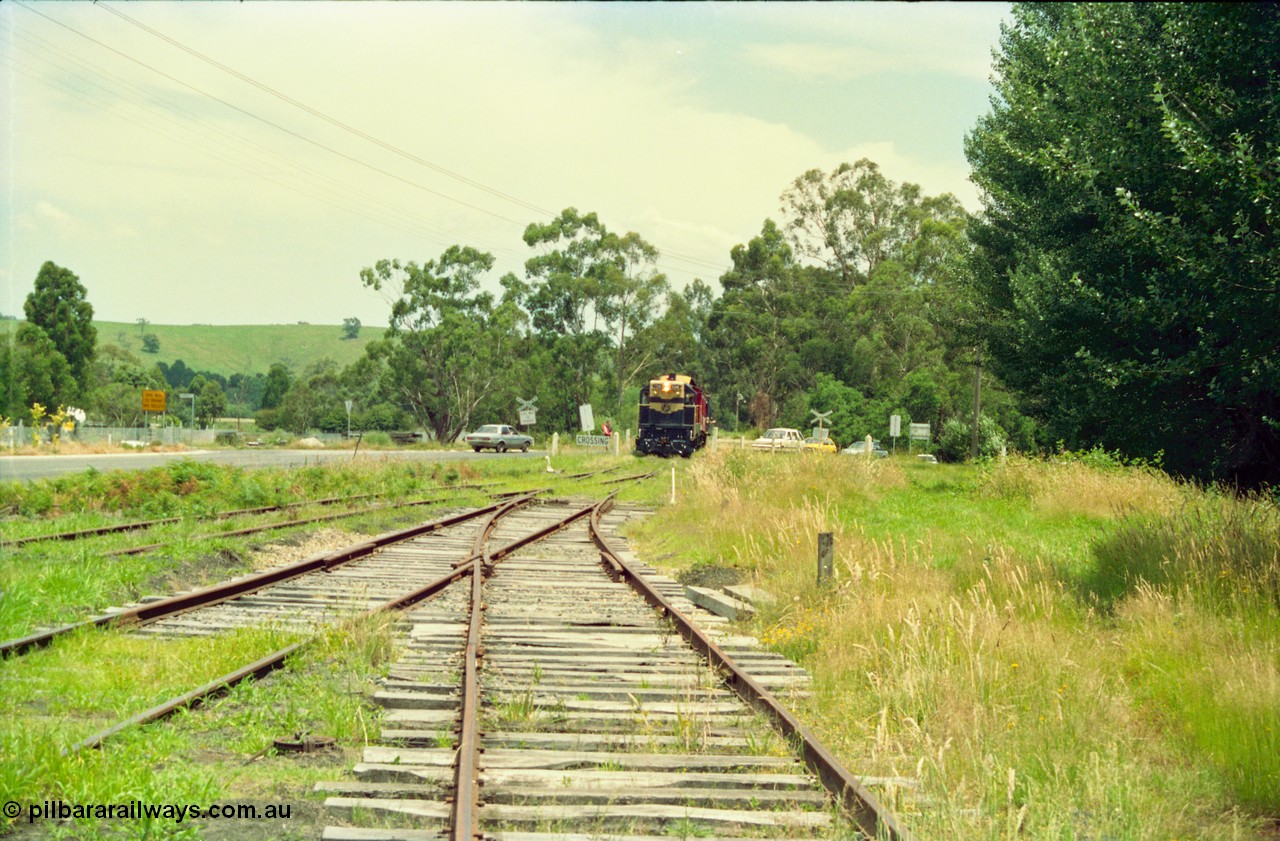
2 1 1012 327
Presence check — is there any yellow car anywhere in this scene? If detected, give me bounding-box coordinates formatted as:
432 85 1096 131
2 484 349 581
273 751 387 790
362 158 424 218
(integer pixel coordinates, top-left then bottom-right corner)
803 436 838 454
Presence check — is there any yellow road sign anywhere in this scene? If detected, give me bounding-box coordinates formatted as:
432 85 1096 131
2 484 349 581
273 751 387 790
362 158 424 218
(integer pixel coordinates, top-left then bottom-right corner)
141 390 167 412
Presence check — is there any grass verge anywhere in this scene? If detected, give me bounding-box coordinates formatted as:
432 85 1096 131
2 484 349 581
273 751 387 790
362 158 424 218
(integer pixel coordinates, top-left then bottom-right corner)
629 448 1279 839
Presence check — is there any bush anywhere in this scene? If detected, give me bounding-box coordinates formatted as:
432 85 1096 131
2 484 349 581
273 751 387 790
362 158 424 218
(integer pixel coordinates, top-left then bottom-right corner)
936 413 1006 462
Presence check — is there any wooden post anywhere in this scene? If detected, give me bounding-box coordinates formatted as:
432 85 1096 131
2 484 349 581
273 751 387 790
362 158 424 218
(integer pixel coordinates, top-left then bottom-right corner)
817 532 834 585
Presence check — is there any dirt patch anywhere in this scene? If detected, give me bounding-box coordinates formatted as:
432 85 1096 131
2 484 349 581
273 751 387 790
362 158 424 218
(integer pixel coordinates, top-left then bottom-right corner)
247 528 362 572
143 547 246 593
676 563 745 590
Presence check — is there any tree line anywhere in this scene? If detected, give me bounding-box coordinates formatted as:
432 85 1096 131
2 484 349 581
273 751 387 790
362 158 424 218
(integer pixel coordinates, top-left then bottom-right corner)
4 3 1275 484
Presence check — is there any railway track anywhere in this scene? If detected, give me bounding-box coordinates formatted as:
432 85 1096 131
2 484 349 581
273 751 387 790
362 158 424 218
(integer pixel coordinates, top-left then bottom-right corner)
8 487 914 837
312 499 913 840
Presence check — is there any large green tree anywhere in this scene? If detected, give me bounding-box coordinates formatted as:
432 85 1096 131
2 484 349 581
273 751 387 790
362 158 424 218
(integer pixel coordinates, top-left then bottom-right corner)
24 262 96 388
520 208 615 417
0 324 76 418
361 246 525 442
966 3 1280 483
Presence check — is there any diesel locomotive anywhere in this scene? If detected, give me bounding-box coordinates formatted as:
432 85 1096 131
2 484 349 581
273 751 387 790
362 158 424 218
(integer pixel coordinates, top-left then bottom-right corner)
635 373 709 458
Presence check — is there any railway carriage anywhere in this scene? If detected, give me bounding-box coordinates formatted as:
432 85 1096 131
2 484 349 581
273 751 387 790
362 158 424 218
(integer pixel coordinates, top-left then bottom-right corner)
635 373 709 458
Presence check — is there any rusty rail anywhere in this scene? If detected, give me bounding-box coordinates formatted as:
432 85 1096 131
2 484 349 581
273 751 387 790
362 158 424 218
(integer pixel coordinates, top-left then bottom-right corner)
3 494 381 549
0 500 514 659
587 501 917 841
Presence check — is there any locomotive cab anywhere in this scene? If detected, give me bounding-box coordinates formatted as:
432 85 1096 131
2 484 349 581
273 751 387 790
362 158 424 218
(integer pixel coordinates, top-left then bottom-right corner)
636 373 709 458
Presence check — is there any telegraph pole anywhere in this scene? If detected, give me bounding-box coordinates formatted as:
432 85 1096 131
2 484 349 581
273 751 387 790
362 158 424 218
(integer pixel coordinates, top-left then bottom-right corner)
970 347 982 460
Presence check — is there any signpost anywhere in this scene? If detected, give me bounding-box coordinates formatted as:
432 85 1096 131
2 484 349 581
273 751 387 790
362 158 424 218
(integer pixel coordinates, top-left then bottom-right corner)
890 414 901 453
517 397 537 427
810 409 832 442
345 400 353 440
803 409 834 442
180 392 195 439
575 434 609 448
141 390 166 413
908 422 930 452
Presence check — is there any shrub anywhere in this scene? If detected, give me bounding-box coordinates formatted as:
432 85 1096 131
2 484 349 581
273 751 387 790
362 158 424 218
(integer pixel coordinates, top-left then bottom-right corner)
936 413 1006 462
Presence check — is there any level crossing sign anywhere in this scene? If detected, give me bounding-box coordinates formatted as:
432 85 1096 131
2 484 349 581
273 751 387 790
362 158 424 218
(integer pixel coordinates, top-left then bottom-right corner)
517 397 537 426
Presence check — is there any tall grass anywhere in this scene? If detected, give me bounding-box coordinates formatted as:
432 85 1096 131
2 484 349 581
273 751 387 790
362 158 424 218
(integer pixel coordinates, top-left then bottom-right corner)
631 449 1279 839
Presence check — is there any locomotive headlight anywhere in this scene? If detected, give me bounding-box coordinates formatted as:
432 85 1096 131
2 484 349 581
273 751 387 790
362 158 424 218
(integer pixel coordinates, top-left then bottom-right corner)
662 382 671 392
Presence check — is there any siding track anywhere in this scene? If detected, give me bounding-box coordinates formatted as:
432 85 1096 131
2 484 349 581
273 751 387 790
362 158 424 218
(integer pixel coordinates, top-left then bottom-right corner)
317 499 915 841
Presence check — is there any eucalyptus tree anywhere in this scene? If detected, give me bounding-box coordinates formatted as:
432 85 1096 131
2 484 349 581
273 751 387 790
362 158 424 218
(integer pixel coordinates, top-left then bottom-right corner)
361 246 526 442
598 230 668 411
706 220 813 427
521 209 614 415
780 159 924 288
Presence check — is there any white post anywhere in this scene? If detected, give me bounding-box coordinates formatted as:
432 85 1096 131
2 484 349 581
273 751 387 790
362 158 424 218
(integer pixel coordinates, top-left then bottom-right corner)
612 432 620 456
670 465 676 504
551 432 559 456
740 435 745 449
865 434 874 460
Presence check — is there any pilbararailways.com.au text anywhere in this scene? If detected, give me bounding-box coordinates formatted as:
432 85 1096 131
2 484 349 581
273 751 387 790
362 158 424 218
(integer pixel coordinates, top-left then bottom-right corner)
6 799 292 824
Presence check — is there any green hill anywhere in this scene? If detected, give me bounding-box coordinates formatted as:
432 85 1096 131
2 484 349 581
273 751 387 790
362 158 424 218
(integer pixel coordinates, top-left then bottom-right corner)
98 321 385 377
3 320 384 377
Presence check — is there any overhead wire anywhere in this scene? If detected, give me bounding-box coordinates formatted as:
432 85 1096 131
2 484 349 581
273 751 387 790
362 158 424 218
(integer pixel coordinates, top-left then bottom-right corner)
10 0 531 228
95 1 560 220
12 2 734 286
1 14 531 264
80 3 730 281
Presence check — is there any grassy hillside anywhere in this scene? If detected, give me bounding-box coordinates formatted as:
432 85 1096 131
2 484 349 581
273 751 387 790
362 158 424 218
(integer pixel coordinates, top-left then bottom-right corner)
4 320 384 377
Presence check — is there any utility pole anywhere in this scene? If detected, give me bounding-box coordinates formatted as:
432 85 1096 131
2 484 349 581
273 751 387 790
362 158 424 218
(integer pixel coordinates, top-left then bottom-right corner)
970 347 982 460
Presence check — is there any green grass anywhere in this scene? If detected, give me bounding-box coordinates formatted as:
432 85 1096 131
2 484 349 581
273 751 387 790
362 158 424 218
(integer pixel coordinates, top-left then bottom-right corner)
628 449 1280 839
0 452 668 837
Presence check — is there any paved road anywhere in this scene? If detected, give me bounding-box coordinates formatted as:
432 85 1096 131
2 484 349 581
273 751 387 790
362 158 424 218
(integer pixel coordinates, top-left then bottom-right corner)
0 448 540 483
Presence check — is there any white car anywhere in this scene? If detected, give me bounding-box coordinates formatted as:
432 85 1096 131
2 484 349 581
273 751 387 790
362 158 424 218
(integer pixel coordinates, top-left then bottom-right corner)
463 424 532 453
751 428 805 451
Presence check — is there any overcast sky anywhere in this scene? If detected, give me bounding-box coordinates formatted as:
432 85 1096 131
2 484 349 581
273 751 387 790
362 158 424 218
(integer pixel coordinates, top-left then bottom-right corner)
2 1 1011 327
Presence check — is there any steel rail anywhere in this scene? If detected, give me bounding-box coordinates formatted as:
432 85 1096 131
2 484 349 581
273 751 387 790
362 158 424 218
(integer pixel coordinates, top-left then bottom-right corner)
3 494 381 549
66 642 307 754
600 470 658 485
0 500 514 659
65 495 597 761
102 492 472 558
587 503 918 841
64 497 538 755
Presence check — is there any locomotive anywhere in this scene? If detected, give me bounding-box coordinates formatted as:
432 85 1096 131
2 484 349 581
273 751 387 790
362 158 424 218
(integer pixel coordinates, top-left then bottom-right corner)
635 373 709 458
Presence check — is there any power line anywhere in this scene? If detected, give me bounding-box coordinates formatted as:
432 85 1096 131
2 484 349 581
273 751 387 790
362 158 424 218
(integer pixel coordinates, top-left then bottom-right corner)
12 2 735 283
84 3 733 280
11 0 530 228
94 1 560 220
0 22 505 253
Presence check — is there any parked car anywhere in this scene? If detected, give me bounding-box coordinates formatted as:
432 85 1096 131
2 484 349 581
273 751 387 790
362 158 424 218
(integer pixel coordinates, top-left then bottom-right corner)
804 436 838 454
751 428 805 451
463 424 532 453
841 440 888 459
916 453 938 464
